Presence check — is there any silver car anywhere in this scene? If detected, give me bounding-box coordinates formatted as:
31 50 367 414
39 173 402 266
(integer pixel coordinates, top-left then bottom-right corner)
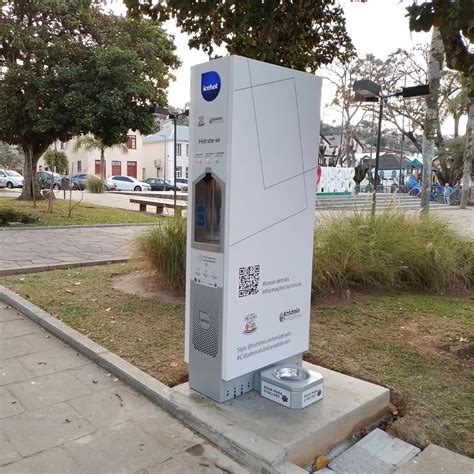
106 175 152 192
0 169 24 188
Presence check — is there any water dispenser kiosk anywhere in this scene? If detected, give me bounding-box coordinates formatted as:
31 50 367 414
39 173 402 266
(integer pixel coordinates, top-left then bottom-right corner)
186 56 323 406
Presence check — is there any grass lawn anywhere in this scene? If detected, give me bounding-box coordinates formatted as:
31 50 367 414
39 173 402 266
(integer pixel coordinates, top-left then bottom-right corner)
1 263 472 456
0 197 162 226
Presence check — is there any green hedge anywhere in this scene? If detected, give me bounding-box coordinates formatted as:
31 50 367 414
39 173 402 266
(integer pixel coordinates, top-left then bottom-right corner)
135 211 474 295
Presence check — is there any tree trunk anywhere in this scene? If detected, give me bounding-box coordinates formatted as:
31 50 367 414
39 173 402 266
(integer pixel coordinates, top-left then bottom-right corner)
454 115 460 137
17 144 44 202
345 126 353 167
421 28 444 214
100 147 106 181
460 98 473 209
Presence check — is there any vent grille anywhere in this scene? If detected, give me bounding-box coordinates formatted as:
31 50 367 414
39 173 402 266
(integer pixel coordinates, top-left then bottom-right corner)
192 284 220 358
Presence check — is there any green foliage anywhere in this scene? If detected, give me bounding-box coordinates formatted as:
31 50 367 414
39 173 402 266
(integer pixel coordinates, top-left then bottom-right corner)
313 210 473 293
0 207 36 225
0 142 23 169
74 136 106 154
0 197 161 226
135 217 186 293
436 136 467 184
135 210 473 297
0 1 180 200
126 0 355 71
43 149 68 174
406 1 473 81
353 165 368 185
86 176 106 194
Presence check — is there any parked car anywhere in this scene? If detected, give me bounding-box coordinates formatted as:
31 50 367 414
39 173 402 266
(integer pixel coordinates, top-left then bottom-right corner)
143 178 177 191
0 169 24 188
106 176 151 192
36 171 62 190
175 178 188 191
70 173 94 190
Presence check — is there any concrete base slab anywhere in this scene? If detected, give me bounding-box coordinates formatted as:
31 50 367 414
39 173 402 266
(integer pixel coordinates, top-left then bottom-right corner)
395 444 474 474
174 362 389 466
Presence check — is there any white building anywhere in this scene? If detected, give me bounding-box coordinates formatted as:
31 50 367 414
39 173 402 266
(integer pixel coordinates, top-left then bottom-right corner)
142 125 189 182
38 124 190 183
38 131 144 179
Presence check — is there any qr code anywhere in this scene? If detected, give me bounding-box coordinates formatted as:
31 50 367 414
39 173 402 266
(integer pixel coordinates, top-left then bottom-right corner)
238 265 260 298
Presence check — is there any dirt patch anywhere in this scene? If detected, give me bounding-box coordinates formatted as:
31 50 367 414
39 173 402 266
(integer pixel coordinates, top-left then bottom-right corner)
312 289 380 308
399 318 473 370
112 271 184 305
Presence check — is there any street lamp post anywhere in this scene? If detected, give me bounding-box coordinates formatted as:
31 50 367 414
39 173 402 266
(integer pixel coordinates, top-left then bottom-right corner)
372 96 384 214
168 109 189 208
353 80 429 215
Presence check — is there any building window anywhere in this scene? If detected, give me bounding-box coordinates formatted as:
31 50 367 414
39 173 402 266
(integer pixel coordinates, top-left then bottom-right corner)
60 141 67 150
176 166 182 178
95 160 104 176
127 161 137 178
127 135 137 150
177 143 182 156
185 167 189 179
112 160 121 176
186 144 189 156
77 161 82 172
142 168 146 180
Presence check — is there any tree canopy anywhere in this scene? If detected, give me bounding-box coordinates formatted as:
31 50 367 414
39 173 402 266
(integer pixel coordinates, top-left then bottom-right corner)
125 0 355 72
0 1 180 200
43 149 69 175
406 0 473 84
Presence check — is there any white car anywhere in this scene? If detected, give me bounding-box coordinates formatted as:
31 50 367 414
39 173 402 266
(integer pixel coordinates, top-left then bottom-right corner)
106 175 151 192
0 169 24 188
167 178 188 190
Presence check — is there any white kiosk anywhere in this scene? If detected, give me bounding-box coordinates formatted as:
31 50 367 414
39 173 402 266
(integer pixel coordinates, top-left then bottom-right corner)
186 56 323 406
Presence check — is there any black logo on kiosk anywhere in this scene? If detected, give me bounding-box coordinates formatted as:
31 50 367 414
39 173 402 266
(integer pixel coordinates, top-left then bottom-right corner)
199 311 211 330
279 307 302 322
201 71 221 102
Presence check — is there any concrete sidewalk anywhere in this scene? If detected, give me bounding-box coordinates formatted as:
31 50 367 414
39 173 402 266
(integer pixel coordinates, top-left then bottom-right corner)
0 225 151 275
0 302 246 473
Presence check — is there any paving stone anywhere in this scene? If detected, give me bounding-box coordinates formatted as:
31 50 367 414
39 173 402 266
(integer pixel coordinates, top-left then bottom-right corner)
21 332 60 353
0 386 25 418
139 443 249 474
64 420 174 473
0 225 146 273
329 428 420 474
0 306 23 323
9 371 92 410
1 402 94 457
0 431 20 467
0 446 82 473
67 363 120 393
395 444 474 474
132 413 203 452
16 347 89 376
0 336 38 360
0 318 41 339
68 385 158 430
0 358 34 386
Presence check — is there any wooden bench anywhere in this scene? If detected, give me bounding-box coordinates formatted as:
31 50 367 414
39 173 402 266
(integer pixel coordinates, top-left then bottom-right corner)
130 198 187 216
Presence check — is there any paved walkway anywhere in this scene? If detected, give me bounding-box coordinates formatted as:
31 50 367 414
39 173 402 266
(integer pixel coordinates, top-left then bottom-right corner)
0 226 150 274
0 303 246 473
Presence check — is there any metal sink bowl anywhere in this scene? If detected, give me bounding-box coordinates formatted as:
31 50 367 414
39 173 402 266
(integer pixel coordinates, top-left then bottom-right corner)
272 366 310 382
